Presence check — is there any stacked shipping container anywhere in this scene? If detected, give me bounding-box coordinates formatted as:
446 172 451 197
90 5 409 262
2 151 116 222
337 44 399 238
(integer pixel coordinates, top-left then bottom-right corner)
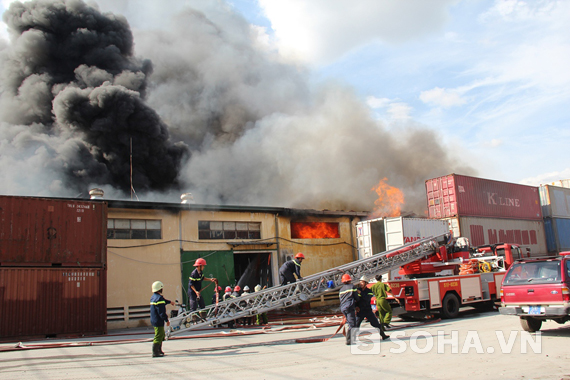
540 184 570 253
0 196 108 340
426 174 547 256
356 216 449 279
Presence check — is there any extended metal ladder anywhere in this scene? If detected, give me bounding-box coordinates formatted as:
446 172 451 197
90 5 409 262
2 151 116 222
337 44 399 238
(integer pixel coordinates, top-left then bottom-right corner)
166 233 450 337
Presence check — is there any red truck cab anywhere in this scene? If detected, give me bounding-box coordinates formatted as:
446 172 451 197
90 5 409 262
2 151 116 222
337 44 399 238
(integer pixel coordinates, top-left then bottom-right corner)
499 252 570 332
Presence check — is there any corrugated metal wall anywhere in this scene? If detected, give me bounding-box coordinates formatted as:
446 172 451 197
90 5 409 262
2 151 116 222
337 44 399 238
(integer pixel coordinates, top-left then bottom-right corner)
540 185 570 218
444 216 548 256
426 174 542 220
0 267 107 339
0 196 107 266
544 217 570 253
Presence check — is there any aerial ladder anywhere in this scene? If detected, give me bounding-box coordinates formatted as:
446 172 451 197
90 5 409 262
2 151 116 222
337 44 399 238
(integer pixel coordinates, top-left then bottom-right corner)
166 233 451 338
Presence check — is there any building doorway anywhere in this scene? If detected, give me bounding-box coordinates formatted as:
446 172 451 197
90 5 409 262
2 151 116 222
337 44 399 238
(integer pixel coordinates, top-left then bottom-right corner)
233 252 273 291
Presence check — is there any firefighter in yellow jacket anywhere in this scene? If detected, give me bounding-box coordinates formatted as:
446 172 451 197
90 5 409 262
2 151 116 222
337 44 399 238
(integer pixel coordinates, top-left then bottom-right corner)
370 274 400 327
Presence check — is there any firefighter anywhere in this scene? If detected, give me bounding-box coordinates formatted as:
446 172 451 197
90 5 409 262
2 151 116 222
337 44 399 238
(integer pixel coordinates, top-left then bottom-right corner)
232 285 241 298
222 286 235 328
240 285 253 325
188 258 216 312
254 284 268 325
339 273 359 345
223 286 234 301
357 275 389 340
211 285 222 305
150 281 174 357
370 274 400 327
279 252 305 286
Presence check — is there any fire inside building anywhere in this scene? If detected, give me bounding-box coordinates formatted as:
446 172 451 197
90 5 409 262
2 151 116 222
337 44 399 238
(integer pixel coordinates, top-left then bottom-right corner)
1 173 568 339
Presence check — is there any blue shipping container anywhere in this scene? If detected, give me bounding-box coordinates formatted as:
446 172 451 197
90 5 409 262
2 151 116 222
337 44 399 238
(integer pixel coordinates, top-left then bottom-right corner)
544 217 570 253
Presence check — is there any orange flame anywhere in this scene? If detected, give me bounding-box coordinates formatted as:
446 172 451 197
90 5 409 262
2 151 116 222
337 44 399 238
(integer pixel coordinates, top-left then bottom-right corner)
291 222 340 239
370 177 404 218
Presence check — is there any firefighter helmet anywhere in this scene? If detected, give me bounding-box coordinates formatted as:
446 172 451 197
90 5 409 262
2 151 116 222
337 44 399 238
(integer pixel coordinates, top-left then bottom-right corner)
255 285 262 292
217 286 222 291
193 258 207 267
234 285 241 292
295 252 306 259
152 281 164 292
244 285 250 291
359 275 369 283
225 286 232 292
341 274 352 283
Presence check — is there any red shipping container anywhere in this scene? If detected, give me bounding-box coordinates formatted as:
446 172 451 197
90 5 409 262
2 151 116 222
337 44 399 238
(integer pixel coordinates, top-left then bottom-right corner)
0 267 107 340
426 174 542 220
0 196 107 266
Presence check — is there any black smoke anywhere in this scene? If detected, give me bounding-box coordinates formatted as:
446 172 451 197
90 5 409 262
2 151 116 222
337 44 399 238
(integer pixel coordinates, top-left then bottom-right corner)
0 0 187 194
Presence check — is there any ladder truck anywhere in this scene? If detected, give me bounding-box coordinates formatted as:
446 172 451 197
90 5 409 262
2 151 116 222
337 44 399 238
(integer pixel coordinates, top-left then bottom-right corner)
384 239 524 319
166 233 450 337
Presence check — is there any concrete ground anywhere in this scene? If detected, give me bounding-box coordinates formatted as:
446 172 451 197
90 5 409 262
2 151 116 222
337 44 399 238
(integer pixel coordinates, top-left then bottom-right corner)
1 309 569 380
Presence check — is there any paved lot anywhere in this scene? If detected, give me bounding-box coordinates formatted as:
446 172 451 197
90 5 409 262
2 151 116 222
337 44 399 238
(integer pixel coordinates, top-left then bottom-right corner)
1 310 569 380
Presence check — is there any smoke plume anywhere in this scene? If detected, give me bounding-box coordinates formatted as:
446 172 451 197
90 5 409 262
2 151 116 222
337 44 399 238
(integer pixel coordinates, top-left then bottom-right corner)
0 0 186 195
0 0 473 214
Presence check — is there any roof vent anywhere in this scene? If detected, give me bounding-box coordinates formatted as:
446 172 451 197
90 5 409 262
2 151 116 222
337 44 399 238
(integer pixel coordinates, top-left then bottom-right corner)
89 188 104 199
181 193 195 204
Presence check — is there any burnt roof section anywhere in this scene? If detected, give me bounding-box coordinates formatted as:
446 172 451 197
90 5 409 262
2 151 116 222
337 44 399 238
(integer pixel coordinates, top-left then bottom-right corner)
106 199 369 217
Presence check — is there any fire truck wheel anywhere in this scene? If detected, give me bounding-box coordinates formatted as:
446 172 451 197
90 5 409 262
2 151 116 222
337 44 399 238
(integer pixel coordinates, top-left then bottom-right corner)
441 293 460 319
520 317 542 332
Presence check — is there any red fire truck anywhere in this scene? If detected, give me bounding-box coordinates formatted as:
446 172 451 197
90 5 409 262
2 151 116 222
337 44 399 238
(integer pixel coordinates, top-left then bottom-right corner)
379 237 525 319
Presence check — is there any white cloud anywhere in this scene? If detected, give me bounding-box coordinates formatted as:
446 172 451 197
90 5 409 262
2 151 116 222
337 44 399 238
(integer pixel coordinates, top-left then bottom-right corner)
387 102 412 121
258 0 457 65
366 96 412 122
420 87 467 108
480 138 503 148
520 168 570 186
366 96 391 109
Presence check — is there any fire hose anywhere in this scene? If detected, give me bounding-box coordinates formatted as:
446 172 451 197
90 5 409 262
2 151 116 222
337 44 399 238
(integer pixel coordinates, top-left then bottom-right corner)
295 317 442 343
0 316 442 352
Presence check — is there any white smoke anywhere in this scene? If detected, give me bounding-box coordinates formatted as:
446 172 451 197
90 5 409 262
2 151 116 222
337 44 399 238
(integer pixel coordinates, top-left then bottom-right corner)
0 0 473 214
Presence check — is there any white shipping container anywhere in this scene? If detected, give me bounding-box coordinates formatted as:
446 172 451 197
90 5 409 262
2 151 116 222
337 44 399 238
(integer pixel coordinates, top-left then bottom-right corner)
542 179 570 189
540 185 570 218
357 217 448 259
443 216 548 256
384 217 449 251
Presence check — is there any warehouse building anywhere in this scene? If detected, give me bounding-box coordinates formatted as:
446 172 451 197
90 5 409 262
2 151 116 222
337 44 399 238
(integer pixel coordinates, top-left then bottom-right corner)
105 197 367 329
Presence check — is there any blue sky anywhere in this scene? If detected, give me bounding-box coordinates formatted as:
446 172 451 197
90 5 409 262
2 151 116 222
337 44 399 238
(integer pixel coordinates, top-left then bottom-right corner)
224 0 570 186
0 0 568 200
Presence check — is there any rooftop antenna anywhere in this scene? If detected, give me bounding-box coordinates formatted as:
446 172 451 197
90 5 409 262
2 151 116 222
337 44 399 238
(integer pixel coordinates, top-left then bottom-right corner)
130 138 139 201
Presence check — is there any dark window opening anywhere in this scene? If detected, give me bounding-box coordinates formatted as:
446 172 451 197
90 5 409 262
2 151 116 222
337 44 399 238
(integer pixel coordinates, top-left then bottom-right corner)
198 221 261 240
107 219 162 240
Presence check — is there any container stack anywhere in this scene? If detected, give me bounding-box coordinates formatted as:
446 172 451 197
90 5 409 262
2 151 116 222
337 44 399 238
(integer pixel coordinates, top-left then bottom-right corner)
425 174 547 256
539 184 570 253
0 195 108 340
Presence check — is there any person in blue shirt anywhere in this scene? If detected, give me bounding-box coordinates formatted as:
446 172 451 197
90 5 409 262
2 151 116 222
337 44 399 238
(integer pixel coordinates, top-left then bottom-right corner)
279 253 305 285
150 281 174 357
188 258 217 312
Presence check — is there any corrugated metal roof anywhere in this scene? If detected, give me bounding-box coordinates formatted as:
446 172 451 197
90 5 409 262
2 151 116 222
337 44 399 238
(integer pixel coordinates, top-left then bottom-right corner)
106 199 369 217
